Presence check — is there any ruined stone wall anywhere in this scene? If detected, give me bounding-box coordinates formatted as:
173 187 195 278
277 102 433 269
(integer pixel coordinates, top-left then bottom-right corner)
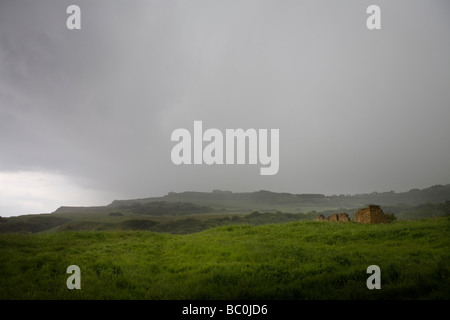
369 208 388 223
314 214 327 221
354 205 388 223
338 213 350 222
354 208 371 223
315 206 386 223
314 213 350 222
328 214 339 221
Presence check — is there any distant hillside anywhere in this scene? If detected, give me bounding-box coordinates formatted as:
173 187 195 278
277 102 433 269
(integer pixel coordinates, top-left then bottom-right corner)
1 184 448 234
0 215 69 233
50 184 450 215
108 184 450 211
54 202 211 216
53 206 108 214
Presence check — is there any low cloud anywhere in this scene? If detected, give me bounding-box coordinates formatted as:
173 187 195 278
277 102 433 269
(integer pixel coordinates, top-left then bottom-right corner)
0 171 116 217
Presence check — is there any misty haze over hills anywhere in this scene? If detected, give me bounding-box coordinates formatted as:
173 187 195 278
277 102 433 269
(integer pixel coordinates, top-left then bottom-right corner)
54 184 450 214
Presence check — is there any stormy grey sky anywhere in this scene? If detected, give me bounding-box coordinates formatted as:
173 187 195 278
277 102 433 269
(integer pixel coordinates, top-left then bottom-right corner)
1 0 449 216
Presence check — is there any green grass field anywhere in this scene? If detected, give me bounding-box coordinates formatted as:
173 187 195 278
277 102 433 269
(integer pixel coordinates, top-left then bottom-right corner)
0 216 448 299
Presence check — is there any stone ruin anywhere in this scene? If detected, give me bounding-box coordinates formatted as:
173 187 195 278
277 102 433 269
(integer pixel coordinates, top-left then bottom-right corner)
314 205 389 224
314 212 350 222
314 214 326 221
338 213 351 222
353 205 388 224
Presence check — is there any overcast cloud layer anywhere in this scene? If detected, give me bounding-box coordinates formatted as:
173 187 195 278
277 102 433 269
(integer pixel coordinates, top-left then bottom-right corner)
1 0 450 216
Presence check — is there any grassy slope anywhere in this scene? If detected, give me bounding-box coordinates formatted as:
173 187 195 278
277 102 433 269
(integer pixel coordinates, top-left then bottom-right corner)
0 217 448 300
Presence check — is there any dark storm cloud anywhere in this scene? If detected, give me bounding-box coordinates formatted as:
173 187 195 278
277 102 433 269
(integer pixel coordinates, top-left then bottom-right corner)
1 0 450 215
0 1 195 193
